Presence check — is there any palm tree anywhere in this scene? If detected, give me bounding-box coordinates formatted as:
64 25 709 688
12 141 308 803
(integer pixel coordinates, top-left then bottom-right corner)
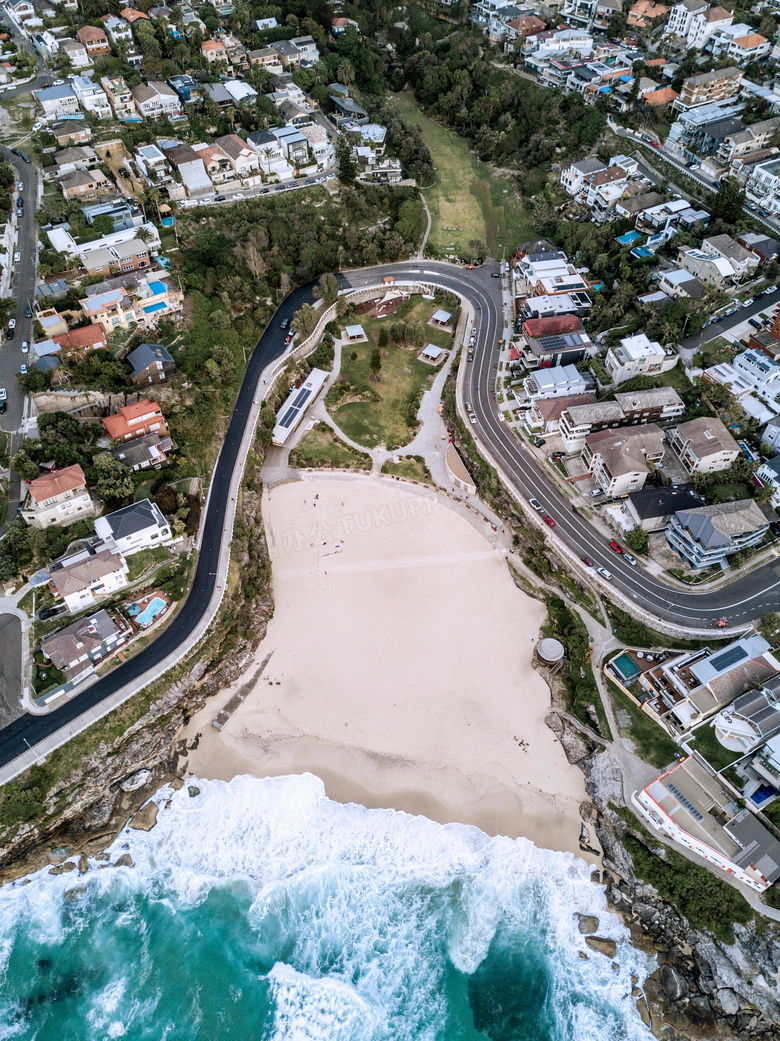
135 225 154 244
337 60 354 88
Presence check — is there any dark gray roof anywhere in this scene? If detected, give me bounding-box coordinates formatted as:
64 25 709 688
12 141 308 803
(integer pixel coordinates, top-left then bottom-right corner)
101 498 167 539
720 681 780 740
675 500 771 549
247 129 277 147
127 343 174 379
110 432 175 468
702 117 745 139
202 82 233 104
725 809 780 884
628 483 703 521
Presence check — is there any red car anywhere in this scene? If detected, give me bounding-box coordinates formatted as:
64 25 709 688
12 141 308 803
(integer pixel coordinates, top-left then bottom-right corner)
608 540 623 554
544 515 555 527
581 555 593 566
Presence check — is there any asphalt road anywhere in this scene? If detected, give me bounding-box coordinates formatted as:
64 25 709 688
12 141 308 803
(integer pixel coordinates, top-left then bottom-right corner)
3 260 780 770
682 292 779 354
0 614 21 729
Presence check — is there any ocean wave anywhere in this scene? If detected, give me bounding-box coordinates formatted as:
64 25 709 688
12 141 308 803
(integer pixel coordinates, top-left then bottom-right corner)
0 774 654 1040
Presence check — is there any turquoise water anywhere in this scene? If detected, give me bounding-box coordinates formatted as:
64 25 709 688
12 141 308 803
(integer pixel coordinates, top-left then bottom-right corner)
0 775 653 1041
612 653 642 682
135 597 166 626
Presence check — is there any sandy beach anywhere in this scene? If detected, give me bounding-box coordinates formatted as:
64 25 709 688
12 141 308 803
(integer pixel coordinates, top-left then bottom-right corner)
185 476 597 862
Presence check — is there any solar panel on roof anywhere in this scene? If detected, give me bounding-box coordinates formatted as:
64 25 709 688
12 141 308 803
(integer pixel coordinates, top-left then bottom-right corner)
709 645 749 672
279 405 299 429
292 387 311 409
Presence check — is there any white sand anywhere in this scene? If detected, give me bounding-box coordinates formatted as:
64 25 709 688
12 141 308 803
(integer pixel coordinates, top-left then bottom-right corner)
185 477 597 862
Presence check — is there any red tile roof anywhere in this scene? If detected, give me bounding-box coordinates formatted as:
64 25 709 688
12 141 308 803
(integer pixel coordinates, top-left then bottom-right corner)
53 323 107 354
29 464 86 504
523 315 584 338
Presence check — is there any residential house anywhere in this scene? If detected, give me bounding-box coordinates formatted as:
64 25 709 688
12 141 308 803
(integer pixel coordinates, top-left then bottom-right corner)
76 25 110 56
685 5 732 49
666 416 741 473
737 232 780 265
291 35 319 64
523 392 598 435
726 32 771 64
135 143 170 183
330 95 369 126
625 483 704 532
41 608 128 680
503 15 547 51
53 145 98 174
605 333 671 384
658 267 708 299
248 46 284 72
132 81 182 119
80 287 137 331
713 680 780 754
101 76 135 119
270 39 303 68
761 415 780 451
102 14 133 45
678 246 735 286
560 157 606 196
59 38 91 68
635 756 780 892
675 67 742 110
201 38 228 66
191 142 234 186
214 133 260 180
559 387 685 453
701 234 759 278
167 74 201 104
101 399 169 442
51 120 93 146
94 498 173 556
581 425 666 496
627 1 669 29
126 342 176 385
524 364 590 401
110 431 176 471
515 314 593 370
201 82 234 111
51 323 107 357
298 124 334 169
5 0 36 23
21 464 94 530
331 16 360 34
35 84 79 119
71 76 111 118
270 125 310 169
163 143 211 196
120 7 151 25
32 31 59 59
666 499 771 568
49 546 130 612
246 130 292 180
745 156 780 215
59 169 115 201
756 456 780 508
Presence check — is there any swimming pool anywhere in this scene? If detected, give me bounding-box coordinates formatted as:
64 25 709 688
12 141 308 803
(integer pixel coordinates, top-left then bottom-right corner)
612 652 641 682
133 596 167 627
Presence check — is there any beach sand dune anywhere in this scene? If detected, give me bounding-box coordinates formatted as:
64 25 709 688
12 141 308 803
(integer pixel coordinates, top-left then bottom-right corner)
185 477 598 862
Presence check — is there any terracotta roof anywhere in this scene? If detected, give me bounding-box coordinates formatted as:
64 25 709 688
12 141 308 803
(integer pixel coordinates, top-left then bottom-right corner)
101 399 165 440
733 33 768 48
53 323 107 354
120 7 150 22
644 86 679 105
76 25 107 41
29 464 86 504
523 314 583 338
202 39 226 51
587 166 626 186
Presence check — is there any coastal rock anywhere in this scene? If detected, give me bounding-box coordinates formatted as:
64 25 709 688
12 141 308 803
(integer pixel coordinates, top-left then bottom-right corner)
585 936 617 958
606 884 632 913
78 854 88 874
661 966 689 1001
635 998 651 1027
577 914 599 935
188 786 201 798
120 769 151 793
717 988 742 1016
558 724 591 765
171 777 184 790
128 802 158 831
114 854 134 868
64 886 86 901
48 861 75 875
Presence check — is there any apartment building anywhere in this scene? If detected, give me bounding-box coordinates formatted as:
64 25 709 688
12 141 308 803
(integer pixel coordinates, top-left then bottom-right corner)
559 387 684 452
701 234 760 278
665 0 707 38
745 156 780 214
666 499 771 568
21 464 95 530
717 117 780 163
674 67 742 111
132 81 182 119
101 76 135 119
666 416 740 473
686 5 732 48
71 76 111 118
581 425 666 496
604 333 670 384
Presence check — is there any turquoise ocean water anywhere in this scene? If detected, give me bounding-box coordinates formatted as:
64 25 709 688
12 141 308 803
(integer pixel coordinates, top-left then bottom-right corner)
0 774 654 1040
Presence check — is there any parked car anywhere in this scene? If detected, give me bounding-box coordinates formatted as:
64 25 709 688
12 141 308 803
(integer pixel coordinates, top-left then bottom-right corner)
465 401 472 412
20 363 26 374
10 148 20 156
13 252 20 262
305 178 315 184
214 194 225 202
232 192 245 200
528 498 543 511
534 438 546 447
25 304 31 318
469 413 477 424
749 317 763 329
597 566 613 581
21 341 28 354
467 351 474 362
38 605 66 620
590 488 603 498
6 325 13 340
624 553 637 567
742 299 753 308
0 387 6 414
581 556 594 567
543 515 555 527
16 182 22 192
280 318 289 329
765 286 778 296
491 272 501 278
20 154 31 164
8 317 15 330
608 540 623 554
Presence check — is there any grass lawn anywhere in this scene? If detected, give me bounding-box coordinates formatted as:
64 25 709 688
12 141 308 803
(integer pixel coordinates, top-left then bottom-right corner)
695 336 736 367
392 93 535 259
608 679 680 769
708 482 753 504
328 299 447 449
125 545 172 583
290 423 372 469
381 455 432 483
133 479 156 503
32 661 66 696
687 722 742 772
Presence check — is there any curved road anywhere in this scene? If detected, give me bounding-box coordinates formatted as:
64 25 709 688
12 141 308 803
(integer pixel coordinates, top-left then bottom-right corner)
2 259 780 771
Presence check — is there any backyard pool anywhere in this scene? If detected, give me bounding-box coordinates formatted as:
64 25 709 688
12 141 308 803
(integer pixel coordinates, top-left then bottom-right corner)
129 596 167 627
612 652 642 683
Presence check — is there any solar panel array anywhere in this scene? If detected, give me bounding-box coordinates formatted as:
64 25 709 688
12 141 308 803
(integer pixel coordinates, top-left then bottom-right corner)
668 783 704 822
709 645 749 673
278 385 315 430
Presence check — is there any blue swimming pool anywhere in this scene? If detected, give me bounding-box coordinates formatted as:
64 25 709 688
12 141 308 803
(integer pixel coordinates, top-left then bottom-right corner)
612 652 642 682
132 596 167 627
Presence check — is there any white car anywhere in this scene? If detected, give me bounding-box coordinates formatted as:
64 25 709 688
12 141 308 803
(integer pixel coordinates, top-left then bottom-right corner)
16 182 22 192
13 252 20 262
53 78 64 86
765 286 778 296
624 553 637 567
742 299 753 308
596 566 613 581
528 498 543 511
497 411 505 422
232 193 245 200
8 317 16 330
469 413 477 424
32 121 43 132
20 363 26 374
21 340 28 354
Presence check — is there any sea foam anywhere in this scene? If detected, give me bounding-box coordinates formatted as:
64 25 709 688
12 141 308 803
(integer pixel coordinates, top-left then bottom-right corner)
0 774 654 1040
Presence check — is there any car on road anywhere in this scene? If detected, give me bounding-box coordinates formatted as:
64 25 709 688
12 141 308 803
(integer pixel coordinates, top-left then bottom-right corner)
491 272 500 278
25 304 31 318
581 556 594 567
497 411 505 422
20 363 26 374
597 566 613 581
469 413 477 424
608 540 623 554
6 325 13 340
20 154 31 164
285 334 292 345
528 498 543 511
624 553 637 567
13 251 20 262
232 192 244 200
38 605 66 620
10 148 20 156
275 184 286 191
16 182 22 192
52 78 65 86
305 178 315 184
214 194 225 202
742 299 753 308
749 317 763 329
21 341 28 353
280 318 289 329
8 317 15 330
261 187 270 194
765 286 778 295
465 401 472 412
0 388 6 414
543 515 555 527
467 351 473 361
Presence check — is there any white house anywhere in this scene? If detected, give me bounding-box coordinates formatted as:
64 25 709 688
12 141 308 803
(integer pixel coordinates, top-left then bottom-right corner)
132 81 182 119
71 76 111 119
94 498 173 556
247 130 293 180
35 84 79 119
49 546 129 612
103 14 133 45
21 464 95 529
59 38 91 68
32 30 59 59
756 456 780 507
605 333 671 384
214 133 260 179
686 5 732 49
524 364 589 401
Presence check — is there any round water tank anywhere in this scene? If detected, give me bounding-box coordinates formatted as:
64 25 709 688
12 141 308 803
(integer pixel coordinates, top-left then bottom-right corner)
537 638 565 664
